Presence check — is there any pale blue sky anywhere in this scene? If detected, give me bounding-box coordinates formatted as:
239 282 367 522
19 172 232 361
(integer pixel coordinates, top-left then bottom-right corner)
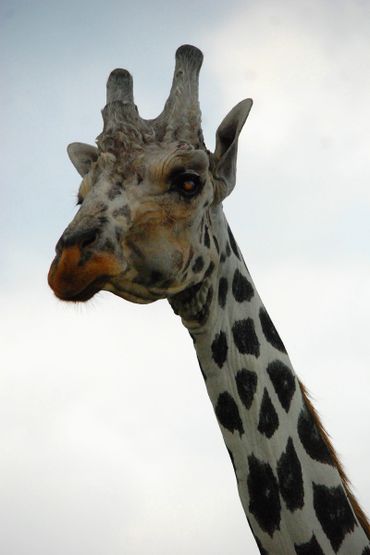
1 1 369 554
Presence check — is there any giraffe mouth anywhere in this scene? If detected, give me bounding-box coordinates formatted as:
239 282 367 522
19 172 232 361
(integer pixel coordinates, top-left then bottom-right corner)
48 260 109 302
48 247 122 303
60 276 108 302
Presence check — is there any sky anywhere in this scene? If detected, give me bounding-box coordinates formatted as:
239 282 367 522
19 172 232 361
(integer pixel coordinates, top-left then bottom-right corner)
1 0 370 553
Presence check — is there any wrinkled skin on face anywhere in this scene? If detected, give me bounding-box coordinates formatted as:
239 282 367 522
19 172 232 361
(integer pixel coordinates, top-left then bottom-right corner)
48 45 252 305
48 142 218 304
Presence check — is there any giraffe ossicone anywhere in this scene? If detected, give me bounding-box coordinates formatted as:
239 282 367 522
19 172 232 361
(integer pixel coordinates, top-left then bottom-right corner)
48 45 370 554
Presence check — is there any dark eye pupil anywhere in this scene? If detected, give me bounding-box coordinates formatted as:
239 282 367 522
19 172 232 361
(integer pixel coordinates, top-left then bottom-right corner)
182 180 196 192
172 172 201 197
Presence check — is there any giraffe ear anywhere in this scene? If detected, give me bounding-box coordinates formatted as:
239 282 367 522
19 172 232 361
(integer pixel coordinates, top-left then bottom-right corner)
67 142 99 177
212 99 253 203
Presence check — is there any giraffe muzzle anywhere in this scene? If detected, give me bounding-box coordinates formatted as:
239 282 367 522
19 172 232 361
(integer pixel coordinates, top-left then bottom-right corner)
48 227 122 302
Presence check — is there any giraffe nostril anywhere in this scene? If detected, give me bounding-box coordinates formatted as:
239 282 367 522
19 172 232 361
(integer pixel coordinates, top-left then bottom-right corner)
56 228 100 252
80 230 99 249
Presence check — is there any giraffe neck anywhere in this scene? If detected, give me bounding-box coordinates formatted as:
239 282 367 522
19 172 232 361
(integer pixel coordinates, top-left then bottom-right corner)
169 210 369 555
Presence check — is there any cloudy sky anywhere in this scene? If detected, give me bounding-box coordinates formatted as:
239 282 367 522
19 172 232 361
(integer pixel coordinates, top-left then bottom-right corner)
1 0 369 553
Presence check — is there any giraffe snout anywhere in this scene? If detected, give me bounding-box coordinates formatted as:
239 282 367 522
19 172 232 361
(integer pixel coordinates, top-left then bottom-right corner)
48 225 122 302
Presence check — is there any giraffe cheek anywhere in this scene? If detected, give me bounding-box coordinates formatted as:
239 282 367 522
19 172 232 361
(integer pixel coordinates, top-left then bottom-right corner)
146 248 184 285
48 246 122 301
124 226 183 281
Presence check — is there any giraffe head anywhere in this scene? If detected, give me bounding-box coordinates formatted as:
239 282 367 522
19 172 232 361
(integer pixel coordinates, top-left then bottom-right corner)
48 45 252 304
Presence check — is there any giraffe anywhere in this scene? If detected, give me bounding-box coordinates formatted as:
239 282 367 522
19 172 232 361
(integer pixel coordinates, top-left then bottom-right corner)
48 45 370 554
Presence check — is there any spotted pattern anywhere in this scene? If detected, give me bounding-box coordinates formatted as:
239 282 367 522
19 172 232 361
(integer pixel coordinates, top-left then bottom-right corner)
115 227 123 242
259 307 287 353
103 238 115 252
112 205 131 219
211 331 228 368
196 286 213 326
204 261 215 279
258 388 279 438
298 407 334 465
235 368 257 410
227 225 240 259
175 224 368 553
192 256 204 273
52 51 370 555
218 277 228 309
248 454 281 536
182 248 193 275
98 215 108 226
204 225 210 248
107 182 123 200
313 483 357 552
232 269 254 303
277 437 304 511
213 235 219 253
267 360 296 412
215 392 244 436
170 282 212 326
232 319 260 357
295 534 324 555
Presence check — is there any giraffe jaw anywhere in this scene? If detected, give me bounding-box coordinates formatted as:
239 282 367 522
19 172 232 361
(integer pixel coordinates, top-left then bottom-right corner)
102 279 168 304
104 272 199 305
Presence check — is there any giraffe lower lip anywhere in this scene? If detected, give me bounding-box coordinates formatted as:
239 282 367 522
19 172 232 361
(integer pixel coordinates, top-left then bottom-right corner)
55 277 107 302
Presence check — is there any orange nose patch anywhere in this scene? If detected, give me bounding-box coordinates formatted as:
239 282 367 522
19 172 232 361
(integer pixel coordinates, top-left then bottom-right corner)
48 245 121 301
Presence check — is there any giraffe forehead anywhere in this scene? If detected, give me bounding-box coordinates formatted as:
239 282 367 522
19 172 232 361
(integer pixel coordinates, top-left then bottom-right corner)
80 146 210 205
145 146 210 183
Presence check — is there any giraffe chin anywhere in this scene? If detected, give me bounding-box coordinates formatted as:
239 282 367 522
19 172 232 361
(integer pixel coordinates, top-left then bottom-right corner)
103 282 163 304
50 275 108 302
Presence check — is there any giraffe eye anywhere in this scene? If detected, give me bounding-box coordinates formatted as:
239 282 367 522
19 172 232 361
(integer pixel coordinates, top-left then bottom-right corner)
172 172 202 198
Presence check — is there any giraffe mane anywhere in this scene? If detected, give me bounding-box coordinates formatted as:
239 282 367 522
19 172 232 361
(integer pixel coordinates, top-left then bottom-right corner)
298 380 370 540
